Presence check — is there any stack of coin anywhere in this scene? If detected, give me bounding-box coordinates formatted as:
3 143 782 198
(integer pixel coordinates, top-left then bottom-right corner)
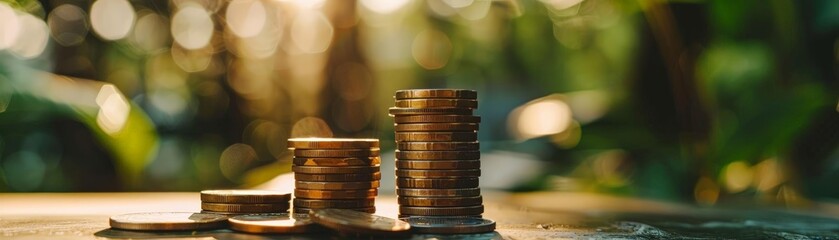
200 190 291 216
389 89 485 218
288 138 380 214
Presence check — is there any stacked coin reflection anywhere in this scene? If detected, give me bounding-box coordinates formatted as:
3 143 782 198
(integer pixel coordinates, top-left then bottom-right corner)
288 138 381 214
389 89 484 218
200 190 291 216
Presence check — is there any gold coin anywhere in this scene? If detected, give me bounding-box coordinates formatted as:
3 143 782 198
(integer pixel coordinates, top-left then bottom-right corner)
393 115 481 123
200 190 291 204
396 177 479 189
294 149 380 158
395 132 478 142
394 99 478 108
293 198 376 208
294 189 378 199
394 123 479 132
399 215 482 219
398 196 483 207
229 213 318 234
396 142 479 151
287 138 379 149
388 107 473 116
201 203 290 213
295 172 382 182
394 89 477 99
396 188 481 197
310 209 411 236
395 151 480 160
200 210 249 216
395 169 481 178
402 217 496 234
292 165 380 174
294 207 376 214
109 212 228 231
395 160 480 170
295 181 380 190
399 205 484 216
293 157 381 166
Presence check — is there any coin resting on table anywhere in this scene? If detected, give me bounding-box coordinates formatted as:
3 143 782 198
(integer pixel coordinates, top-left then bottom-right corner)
227 213 319 234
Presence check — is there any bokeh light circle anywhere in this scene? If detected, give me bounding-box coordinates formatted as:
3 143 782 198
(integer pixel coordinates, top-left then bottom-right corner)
90 0 136 40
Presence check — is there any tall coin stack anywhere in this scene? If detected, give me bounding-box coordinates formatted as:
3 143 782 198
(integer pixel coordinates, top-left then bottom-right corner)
389 89 484 218
288 138 381 214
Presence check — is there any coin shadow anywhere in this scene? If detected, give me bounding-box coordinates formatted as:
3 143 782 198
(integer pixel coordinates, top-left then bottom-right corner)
93 228 331 240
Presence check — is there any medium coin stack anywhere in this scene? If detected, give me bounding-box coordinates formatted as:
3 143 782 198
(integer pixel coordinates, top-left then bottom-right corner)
288 138 381 214
200 190 291 216
389 89 484 218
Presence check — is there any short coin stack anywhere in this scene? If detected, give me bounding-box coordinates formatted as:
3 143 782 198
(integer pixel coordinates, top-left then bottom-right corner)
389 89 485 219
288 138 381 214
200 190 291 216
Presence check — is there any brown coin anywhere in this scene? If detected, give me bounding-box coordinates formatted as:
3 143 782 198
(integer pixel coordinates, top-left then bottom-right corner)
396 177 479 189
398 196 483 207
394 115 481 124
293 157 380 166
201 203 290 213
395 151 480 160
228 213 318 234
294 189 378 199
394 99 478 108
292 166 380 174
395 132 478 142
395 160 480 170
310 209 410 236
394 89 477 99
200 190 291 204
394 123 479 132
294 198 376 208
294 149 380 158
388 107 473 116
399 206 484 216
396 142 479 151
295 181 380 190
200 210 252 216
402 217 496 234
295 172 382 182
294 207 376 214
396 169 481 178
396 188 481 197
399 215 483 219
109 212 229 231
287 138 379 149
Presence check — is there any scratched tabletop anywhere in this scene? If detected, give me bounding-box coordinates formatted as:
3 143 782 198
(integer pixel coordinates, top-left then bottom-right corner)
2 191 839 239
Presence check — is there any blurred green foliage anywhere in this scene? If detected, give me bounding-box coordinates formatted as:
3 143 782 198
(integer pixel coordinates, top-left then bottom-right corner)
0 0 836 208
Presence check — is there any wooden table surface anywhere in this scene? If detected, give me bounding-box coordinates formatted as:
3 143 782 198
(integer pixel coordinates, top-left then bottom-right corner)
2 191 839 239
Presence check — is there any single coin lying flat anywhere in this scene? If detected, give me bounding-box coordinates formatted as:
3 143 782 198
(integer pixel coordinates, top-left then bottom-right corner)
295 180 380 190
287 138 380 149
200 189 291 204
109 212 228 231
228 213 318 234
310 208 411 236
402 216 495 234
201 202 290 213
394 89 478 99
293 207 376 214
